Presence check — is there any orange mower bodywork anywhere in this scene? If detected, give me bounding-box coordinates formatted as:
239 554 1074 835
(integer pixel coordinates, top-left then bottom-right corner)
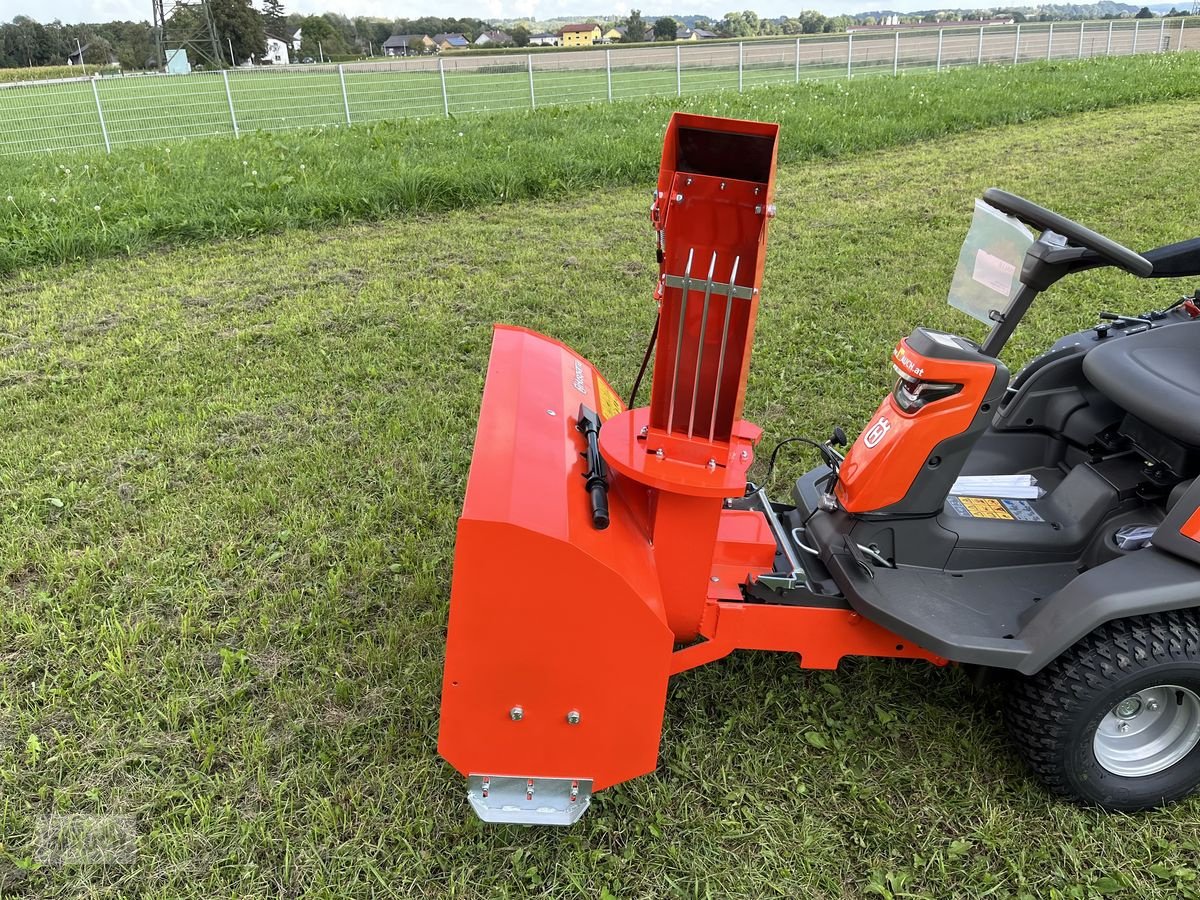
438 114 943 825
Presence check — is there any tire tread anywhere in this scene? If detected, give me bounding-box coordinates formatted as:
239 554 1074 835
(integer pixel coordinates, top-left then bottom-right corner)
1005 609 1200 803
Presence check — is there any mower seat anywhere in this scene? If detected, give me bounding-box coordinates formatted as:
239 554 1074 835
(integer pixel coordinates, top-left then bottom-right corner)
1083 320 1200 445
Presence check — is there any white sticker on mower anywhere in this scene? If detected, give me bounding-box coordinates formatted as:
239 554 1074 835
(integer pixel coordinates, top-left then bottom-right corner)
972 249 1017 296
863 416 891 449
572 360 587 394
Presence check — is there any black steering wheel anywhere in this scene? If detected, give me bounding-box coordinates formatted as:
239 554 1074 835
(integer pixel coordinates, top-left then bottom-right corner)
982 188 1152 277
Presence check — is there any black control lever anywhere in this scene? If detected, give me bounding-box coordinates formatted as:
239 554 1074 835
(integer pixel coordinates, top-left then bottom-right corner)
577 405 610 530
1099 312 1153 329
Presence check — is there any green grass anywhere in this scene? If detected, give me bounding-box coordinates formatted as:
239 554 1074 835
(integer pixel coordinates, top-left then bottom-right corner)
2 61 831 157
3 53 1200 280
3 98 1200 898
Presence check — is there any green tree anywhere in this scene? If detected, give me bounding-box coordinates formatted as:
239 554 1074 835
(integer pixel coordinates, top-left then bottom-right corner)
1 16 57 67
510 24 530 46
298 14 347 60
322 13 359 52
261 0 286 38
720 10 761 37
208 0 266 63
798 10 829 33
1134 6 1155 16
653 17 677 40
621 9 646 42
719 11 751 36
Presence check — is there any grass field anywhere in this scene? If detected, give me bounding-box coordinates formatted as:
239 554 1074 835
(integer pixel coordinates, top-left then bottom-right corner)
4 52 1200 283
0 21 1195 159
3 95 1200 898
4 57 840 157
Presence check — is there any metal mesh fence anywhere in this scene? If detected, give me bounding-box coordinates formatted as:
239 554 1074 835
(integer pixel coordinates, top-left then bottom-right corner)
0 17 1196 158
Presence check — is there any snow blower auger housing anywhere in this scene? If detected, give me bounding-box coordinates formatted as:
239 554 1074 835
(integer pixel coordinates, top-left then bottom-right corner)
441 113 1200 823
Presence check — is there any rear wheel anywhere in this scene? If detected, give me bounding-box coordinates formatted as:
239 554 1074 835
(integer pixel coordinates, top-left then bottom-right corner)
1005 610 1200 811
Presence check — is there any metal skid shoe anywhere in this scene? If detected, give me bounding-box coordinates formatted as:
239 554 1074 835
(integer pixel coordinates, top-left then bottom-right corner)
438 114 939 825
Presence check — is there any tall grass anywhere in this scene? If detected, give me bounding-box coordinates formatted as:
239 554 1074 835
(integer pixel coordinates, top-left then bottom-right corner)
2 52 1199 277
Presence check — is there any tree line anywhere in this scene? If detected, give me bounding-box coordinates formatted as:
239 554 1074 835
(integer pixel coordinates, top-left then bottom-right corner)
0 8 505 69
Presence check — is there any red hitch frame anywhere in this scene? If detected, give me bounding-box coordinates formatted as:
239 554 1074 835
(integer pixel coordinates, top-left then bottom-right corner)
438 113 943 825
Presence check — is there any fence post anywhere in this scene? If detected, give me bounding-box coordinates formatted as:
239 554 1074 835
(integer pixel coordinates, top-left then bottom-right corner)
527 54 536 108
1159 17 1166 51
1107 19 1113 55
338 64 351 125
738 42 743 91
90 77 111 154
847 32 853 78
894 29 900 75
439 58 449 117
1078 21 1085 58
1180 17 1186 52
795 37 800 82
676 45 681 96
978 26 984 66
606 48 612 101
936 29 942 72
1047 22 1054 60
1014 23 1021 64
1133 19 1140 54
222 69 239 138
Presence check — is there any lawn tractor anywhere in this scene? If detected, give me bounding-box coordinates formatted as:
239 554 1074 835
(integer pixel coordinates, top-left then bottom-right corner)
438 112 1200 824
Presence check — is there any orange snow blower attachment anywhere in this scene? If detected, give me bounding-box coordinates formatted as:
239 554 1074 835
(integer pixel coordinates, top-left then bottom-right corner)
438 113 940 825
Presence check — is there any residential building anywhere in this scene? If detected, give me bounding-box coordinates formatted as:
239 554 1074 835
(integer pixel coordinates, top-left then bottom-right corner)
609 24 654 42
432 32 471 50
559 23 602 46
529 32 560 46
601 26 623 42
264 35 291 64
383 34 435 55
475 30 513 45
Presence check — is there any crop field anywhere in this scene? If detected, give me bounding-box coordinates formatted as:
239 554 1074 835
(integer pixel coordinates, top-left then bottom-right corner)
3 62 1200 898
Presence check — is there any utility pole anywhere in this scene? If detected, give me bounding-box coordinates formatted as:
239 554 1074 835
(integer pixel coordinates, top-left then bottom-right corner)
152 0 223 69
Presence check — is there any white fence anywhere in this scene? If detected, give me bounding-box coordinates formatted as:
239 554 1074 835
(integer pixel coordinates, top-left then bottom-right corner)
1 18 1196 158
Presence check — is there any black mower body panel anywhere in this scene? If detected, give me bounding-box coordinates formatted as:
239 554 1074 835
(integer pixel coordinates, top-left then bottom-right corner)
809 515 1200 675
780 303 1200 677
1014 547 1200 674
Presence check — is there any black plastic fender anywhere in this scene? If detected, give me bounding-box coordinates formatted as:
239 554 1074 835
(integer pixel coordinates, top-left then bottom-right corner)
1016 548 1200 675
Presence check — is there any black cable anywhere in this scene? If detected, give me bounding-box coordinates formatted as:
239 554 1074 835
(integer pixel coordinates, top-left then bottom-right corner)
764 436 828 486
627 313 660 409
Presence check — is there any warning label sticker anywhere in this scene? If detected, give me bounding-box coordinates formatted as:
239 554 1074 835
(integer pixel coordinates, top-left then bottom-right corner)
595 378 623 422
947 496 1045 522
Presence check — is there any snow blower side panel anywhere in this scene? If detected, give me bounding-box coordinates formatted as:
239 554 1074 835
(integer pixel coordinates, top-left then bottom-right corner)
438 326 675 821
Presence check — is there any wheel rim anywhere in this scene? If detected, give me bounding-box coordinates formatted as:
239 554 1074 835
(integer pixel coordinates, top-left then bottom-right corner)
1093 685 1200 777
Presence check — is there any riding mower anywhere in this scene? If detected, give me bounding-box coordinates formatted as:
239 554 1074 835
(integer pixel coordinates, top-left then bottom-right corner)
438 112 1200 825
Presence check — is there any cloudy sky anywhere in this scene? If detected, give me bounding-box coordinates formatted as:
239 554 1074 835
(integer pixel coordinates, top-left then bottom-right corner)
14 0 908 26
